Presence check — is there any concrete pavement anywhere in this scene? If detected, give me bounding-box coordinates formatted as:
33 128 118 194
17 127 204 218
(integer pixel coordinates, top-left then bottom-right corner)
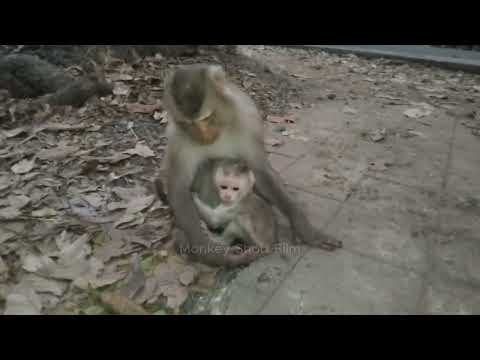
288 45 480 74
191 95 480 315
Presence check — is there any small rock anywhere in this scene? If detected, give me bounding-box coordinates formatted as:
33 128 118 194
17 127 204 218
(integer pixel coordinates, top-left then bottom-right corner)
369 128 387 142
327 93 337 100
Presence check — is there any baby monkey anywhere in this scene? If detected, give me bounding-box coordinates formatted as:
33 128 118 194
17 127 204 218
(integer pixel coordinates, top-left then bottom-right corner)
193 159 277 254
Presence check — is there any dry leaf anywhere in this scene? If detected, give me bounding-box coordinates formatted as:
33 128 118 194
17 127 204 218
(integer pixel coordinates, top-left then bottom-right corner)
74 270 127 290
126 102 162 114
123 143 155 158
428 93 448 100
125 195 155 214
22 235 94 281
376 93 404 101
22 254 56 273
11 158 35 174
153 262 178 287
290 135 310 142
37 144 79 161
403 130 427 139
107 201 128 211
179 266 198 286
120 255 146 299
82 194 105 209
281 128 299 137
113 83 130 96
291 73 308 80
109 74 134 82
22 274 68 297
100 292 149 315
368 161 390 172
8 195 30 209
112 186 148 202
409 102 435 112
58 234 91 263
163 285 189 311
0 175 15 191
368 128 387 142
153 110 168 123
4 285 42 315
0 256 8 275
264 137 284 147
403 108 432 119
31 208 57 218
114 213 144 229
0 206 22 220
343 106 358 115
3 127 27 138
68 198 99 218
134 277 159 305
55 230 72 250
92 153 131 164
93 233 126 262
0 232 15 244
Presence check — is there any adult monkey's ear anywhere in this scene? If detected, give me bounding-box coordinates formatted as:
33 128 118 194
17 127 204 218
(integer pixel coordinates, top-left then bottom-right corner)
207 65 228 95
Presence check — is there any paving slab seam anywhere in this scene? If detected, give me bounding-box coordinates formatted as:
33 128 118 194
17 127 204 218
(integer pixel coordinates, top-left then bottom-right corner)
286 183 344 203
279 154 308 173
413 116 460 313
340 246 429 278
365 174 440 196
254 128 355 313
254 198 346 314
267 150 301 159
255 170 368 314
441 117 461 190
413 211 438 314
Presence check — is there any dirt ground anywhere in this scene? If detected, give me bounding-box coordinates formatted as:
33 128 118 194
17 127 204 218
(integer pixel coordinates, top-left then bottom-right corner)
1 46 479 315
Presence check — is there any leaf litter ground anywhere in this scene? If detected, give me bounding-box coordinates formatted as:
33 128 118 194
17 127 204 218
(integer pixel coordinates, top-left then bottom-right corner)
0 48 303 315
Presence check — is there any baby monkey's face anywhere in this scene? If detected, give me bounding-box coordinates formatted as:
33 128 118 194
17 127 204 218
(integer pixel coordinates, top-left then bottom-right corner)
214 167 254 205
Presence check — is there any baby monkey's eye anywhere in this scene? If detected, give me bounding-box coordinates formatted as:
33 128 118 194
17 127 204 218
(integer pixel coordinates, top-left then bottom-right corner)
221 186 228 190
233 187 239 191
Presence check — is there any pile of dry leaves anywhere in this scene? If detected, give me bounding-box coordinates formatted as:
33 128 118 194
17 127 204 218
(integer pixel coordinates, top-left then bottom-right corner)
0 48 302 315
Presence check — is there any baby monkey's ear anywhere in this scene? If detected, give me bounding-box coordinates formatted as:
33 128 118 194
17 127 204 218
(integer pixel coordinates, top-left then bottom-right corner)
248 171 256 186
234 160 250 174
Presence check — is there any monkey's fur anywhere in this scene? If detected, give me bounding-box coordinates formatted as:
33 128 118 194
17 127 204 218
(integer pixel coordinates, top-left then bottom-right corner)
155 64 342 267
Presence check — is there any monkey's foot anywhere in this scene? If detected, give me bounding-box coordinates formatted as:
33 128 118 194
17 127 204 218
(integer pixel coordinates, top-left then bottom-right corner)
227 246 263 267
308 230 343 251
295 226 342 251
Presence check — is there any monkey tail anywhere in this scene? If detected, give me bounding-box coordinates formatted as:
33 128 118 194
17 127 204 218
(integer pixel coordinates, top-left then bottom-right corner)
154 177 169 205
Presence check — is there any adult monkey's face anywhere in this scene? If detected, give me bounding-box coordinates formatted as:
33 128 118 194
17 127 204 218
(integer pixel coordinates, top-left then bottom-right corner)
171 65 224 145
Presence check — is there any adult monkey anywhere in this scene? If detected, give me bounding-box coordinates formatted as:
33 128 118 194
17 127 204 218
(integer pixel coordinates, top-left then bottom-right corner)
155 64 342 267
